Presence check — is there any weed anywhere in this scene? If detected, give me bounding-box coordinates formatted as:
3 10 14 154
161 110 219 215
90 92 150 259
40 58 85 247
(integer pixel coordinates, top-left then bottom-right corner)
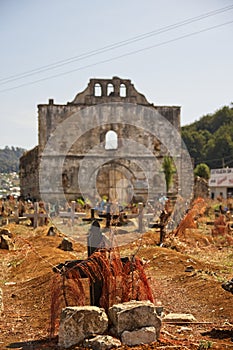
198 340 213 349
7 259 22 268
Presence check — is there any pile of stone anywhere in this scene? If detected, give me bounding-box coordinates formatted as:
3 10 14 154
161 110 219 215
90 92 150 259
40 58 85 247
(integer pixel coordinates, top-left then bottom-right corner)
0 229 14 250
58 300 162 349
222 278 233 294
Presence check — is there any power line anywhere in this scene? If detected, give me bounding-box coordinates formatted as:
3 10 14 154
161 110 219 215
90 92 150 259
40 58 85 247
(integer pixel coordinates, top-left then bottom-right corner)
195 154 233 165
0 4 233 86
1 19 232 93
222 158 233 167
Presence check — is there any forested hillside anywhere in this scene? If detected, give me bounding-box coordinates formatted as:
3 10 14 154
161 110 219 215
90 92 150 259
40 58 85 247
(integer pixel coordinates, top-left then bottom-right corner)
0 146 25 173
182 105 233 169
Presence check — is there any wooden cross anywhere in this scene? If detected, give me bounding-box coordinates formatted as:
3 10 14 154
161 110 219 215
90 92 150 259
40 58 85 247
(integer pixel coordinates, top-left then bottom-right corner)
82 208 103 223
53 205 145 306
24 202 49 228
54 219 104 306
59 201 86 226
53 217 144 307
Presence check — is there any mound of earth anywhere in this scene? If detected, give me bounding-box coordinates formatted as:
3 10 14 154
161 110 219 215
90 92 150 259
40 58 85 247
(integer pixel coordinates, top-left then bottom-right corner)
0 220 233 349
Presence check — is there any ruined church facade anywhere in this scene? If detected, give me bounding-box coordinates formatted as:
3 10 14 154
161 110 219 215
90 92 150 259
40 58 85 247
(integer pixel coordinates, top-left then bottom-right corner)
20 77 181 204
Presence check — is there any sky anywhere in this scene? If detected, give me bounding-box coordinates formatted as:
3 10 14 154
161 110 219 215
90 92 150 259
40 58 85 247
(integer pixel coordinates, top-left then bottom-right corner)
0 0 233 150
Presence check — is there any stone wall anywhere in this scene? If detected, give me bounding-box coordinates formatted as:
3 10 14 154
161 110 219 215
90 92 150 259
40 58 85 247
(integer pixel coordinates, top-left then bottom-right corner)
20 77 181 202
19 146 39 200
193 176 209 199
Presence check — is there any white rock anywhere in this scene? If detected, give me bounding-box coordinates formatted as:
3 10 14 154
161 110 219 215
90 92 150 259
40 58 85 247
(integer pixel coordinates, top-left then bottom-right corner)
121 326 157 346
176 326 192 333
83 335 121 349
108 300 161 337
58 306 108 349
164 313 196 323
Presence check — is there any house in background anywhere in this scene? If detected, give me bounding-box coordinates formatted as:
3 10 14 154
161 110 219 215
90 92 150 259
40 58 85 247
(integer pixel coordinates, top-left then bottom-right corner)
209 168 233 199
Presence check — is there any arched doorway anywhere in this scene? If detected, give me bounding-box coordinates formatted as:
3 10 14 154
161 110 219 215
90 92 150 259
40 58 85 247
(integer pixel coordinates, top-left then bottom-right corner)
96 161 148 205
96 163 132 204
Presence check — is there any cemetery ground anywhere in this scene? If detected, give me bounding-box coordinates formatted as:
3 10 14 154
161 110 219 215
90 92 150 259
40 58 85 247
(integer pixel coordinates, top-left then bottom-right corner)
0 207 233 349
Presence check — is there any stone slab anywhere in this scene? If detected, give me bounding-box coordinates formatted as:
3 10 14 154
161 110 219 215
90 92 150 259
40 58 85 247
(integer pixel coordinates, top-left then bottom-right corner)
58 306 108 349
83 335 121 349
108 300 161 336
163 313 196 323
121 326 157 346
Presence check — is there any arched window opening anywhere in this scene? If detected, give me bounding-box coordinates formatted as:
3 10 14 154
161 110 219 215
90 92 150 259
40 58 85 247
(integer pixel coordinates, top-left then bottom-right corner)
107 83 114 96
120 83 127 97
105 130 118 150
94 83 102 97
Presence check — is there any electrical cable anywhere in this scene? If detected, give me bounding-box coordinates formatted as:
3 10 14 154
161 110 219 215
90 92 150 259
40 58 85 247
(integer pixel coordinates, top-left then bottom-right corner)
0 19 232 93
0 4 233 85
224 159 233 167
195 154 233 165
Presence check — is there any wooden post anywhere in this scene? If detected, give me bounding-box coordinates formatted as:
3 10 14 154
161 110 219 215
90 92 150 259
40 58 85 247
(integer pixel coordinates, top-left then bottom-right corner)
71 201 76 227
138 202 143 233
14 207 19 224
106 202 111 228
34 202 39 229
47 203 51 216
87 220 103 256
90 208 95 220
87 220 103 306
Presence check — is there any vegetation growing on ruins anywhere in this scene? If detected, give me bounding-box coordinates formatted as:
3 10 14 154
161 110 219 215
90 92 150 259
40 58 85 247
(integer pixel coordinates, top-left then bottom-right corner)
194 163 210 180
161 156 176 193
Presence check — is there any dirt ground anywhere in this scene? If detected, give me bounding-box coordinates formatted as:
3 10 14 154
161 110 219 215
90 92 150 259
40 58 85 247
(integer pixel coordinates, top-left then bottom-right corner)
0 210 233 350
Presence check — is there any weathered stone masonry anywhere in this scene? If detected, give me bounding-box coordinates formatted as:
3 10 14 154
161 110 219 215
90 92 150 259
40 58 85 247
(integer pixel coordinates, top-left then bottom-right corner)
20 77 180 202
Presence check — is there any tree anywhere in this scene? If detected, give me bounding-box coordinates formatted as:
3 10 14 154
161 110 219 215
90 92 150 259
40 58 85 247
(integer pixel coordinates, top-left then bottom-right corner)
182 105 233 168
162 156 176 193
194 163 210 180
205 132 233 168
0 147 25 173
182 129 211 166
